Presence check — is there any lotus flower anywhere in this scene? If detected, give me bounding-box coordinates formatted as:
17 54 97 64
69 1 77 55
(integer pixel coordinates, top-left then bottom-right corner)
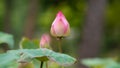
50 11 70 38
40 34 51 48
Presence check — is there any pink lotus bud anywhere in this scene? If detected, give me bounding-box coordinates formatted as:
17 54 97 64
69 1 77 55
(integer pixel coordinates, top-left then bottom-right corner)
40 34 51 48
50 11 70 38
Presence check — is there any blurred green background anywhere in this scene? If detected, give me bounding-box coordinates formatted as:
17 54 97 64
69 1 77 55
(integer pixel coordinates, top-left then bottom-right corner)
0 0 120 68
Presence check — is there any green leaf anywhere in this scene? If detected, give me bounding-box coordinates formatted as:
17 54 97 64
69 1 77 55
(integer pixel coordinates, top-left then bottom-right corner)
20 37 39 49
50 52 76 66
0 61 18 68
106 63 120 68
0 52 19 67
0 48 76 67
19 48 76 66
17 48 55 62
81 58 120 68
81 58 105 67
0 32 14 49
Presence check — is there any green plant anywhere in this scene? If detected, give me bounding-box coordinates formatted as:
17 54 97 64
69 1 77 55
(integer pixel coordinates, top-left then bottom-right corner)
0 32 14 49
0 11 77 68
0 37 76 68
81 58 120 68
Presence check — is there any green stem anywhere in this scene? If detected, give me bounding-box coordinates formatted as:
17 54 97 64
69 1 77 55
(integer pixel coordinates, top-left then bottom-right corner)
58 39 62 53
57 37 64 68
18 63 23 68
40 61 44 68
46 61 48 68
57 37 63 53
59 66 64 68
